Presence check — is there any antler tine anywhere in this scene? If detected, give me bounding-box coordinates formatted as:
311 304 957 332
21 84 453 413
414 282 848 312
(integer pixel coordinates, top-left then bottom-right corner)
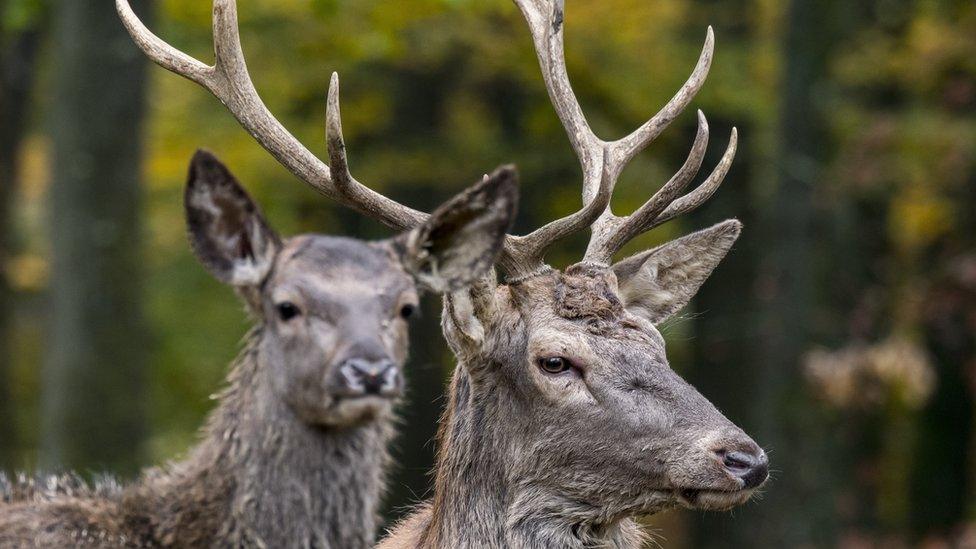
502 154 614 276
326 72 353 190
609 27 715 172
587 126 738 264
116 0 212 86
502 2 728 278
652 128 737 227
586 110 710 263
116 0 426 231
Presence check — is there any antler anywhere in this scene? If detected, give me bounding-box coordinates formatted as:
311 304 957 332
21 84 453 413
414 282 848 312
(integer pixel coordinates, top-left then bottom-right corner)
505 0 738 273
118 0 736 279
116 0 426 231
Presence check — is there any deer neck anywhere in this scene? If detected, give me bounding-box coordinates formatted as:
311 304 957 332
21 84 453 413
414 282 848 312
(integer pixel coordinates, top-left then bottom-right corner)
135 328 395 548
421 366 643 549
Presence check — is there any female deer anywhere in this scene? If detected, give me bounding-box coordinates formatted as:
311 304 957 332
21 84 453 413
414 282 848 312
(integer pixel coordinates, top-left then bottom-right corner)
0 151 516 547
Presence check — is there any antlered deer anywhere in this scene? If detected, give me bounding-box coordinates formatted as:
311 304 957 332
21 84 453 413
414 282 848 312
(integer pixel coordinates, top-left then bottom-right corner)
376 1 769 547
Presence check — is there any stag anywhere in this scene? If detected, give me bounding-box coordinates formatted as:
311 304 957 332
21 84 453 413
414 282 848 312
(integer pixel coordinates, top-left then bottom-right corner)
377 1 768 547
0 1 521 545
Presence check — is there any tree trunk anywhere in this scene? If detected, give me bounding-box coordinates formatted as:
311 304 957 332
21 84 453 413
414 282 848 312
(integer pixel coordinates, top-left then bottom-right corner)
750 0 839 544
0 5 44 470
41 0 152 477
909 172 976 541
689 1 841 544
687 116 763 548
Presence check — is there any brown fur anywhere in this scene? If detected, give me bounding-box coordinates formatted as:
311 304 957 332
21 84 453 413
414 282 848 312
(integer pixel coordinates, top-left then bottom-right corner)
554 264 624 323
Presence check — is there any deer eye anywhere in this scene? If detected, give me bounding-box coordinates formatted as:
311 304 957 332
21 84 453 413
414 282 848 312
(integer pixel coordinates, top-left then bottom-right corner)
538 357 572 375
276 302 301 321
399 303 417 320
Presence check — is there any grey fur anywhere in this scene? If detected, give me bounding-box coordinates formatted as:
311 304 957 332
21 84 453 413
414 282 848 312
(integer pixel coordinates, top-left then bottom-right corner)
1 334 394 548
0 152 518 548
380 221 766 549
614 220 742 324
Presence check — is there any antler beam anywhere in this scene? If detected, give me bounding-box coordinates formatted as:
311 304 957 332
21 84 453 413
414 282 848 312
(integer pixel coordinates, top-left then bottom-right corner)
116 0 426 231
118 0 737 279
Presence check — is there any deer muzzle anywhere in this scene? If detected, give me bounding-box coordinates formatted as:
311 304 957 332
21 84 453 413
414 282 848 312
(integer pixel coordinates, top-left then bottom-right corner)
337 358 403 398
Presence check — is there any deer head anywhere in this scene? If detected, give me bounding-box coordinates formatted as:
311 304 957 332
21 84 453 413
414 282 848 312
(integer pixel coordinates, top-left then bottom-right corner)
442 221 761 517
184 151 516 428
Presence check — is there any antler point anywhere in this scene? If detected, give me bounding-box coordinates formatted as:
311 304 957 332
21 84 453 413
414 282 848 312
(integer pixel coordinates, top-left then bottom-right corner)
704 26 716 54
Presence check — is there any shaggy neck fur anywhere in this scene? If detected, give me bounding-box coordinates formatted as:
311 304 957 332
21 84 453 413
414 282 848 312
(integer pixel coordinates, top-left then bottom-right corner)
126 328 395 548
417 368 643 549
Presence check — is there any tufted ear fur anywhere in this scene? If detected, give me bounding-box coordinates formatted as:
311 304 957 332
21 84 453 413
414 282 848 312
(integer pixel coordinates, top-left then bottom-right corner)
612 219 741 324
184 150 281 287
400 165 518 293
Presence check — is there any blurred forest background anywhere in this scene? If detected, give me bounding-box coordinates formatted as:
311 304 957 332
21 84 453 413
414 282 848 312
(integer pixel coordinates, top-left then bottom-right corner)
1 0 974 546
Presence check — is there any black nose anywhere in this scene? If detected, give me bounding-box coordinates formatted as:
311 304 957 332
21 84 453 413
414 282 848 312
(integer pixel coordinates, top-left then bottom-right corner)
717 448 769 489
338 358 401 396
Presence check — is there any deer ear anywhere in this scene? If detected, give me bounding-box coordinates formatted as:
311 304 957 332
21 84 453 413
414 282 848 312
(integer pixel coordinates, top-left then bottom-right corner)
184 150 281 287
612 219 741 324
400 166 518 293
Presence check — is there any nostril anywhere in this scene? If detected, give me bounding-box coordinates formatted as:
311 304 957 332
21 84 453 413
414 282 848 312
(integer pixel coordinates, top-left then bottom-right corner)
716 449 769 489
339 362 365 390
379 362 399 383
722 451 753 472
339 359 400 396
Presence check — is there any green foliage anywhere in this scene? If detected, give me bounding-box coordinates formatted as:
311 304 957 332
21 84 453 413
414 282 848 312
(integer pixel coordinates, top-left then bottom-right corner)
1 0 45 36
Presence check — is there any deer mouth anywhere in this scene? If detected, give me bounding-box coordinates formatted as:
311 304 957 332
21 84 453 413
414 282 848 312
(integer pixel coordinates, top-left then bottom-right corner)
339 393 398 401
311 395 395 428
675 487 756 511
332 393 396 410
